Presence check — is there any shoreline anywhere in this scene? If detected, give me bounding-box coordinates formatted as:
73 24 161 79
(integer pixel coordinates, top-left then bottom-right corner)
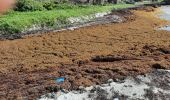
0 6 170 99
0 5 160 40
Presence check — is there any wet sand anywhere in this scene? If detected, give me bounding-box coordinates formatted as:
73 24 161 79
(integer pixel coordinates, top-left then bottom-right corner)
0 7 170 99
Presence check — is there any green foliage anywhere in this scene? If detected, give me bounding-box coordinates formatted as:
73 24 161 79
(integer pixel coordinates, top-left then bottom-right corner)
55 4 80 9
15 0 72 11
15 0 45 11
43 1 56 10
0 4 135 34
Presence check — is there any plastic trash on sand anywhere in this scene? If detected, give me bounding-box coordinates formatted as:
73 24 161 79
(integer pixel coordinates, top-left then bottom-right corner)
55 77 65 83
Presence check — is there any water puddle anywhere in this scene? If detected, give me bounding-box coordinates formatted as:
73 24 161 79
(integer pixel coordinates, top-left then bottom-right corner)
158 6 170 31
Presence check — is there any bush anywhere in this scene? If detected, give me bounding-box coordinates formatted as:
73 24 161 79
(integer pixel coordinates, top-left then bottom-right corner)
15 0 73 11
55 4 80 9
15 0 45 11
43 1 56 10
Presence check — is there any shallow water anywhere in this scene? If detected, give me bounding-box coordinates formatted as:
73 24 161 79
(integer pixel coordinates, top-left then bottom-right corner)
159 6 170 31
160 26 170 31
159 6 170 20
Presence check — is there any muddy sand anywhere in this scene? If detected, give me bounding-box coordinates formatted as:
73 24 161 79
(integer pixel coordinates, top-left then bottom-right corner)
0 7 170 99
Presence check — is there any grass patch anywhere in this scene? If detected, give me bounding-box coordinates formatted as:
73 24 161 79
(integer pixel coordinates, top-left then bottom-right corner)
0 4 135 34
